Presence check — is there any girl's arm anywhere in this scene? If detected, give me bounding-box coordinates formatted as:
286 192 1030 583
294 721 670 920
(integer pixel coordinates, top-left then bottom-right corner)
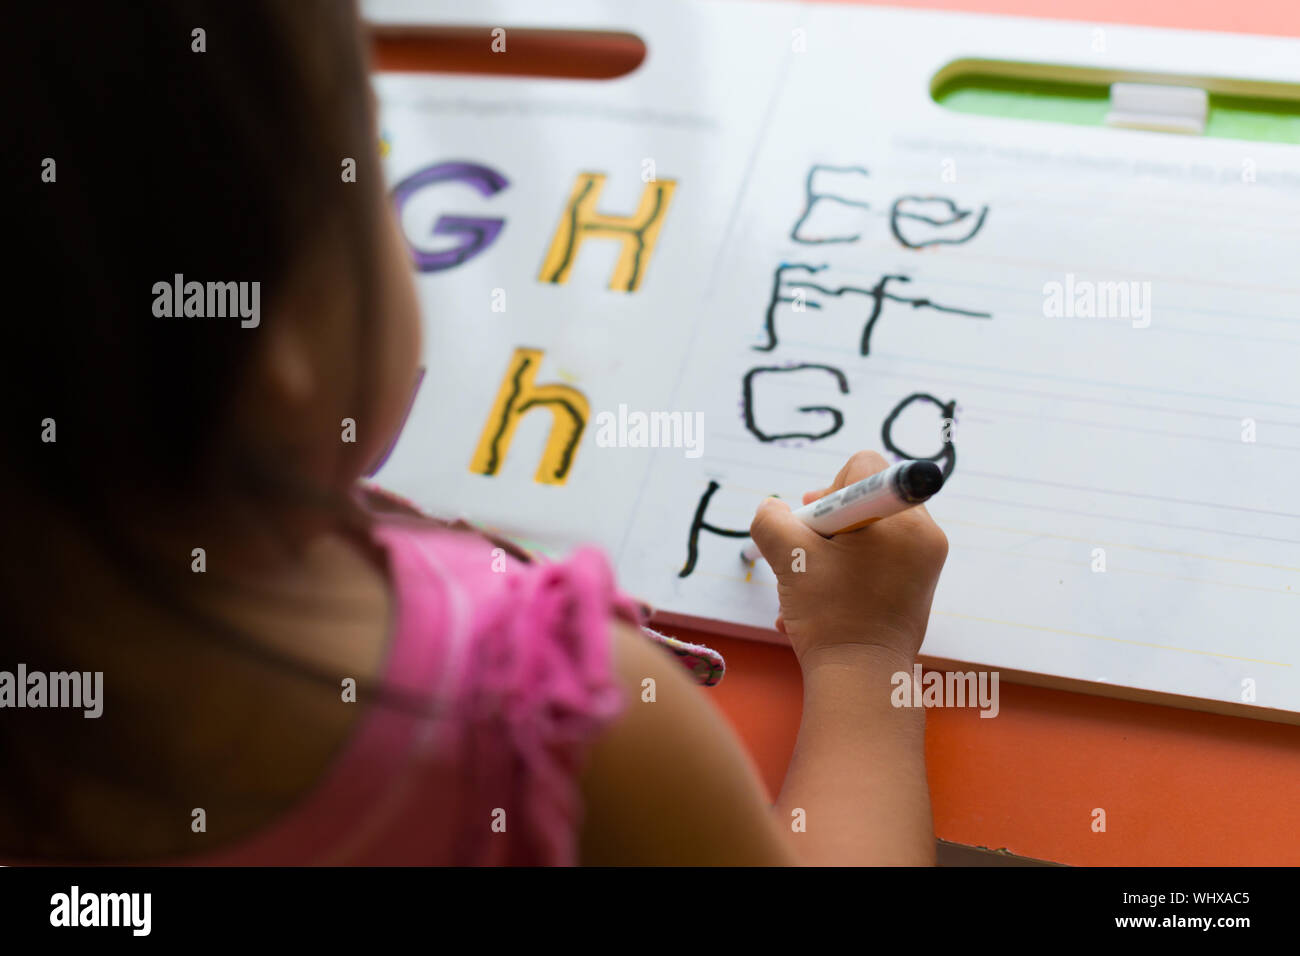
578 619 798 866
579 450 946 866
771 642 933 865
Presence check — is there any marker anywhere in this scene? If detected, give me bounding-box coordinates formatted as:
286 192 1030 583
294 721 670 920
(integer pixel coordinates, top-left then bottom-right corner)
740 459 945 564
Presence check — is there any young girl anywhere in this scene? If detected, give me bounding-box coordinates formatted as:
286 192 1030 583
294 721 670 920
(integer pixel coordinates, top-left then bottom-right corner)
2 1 947 865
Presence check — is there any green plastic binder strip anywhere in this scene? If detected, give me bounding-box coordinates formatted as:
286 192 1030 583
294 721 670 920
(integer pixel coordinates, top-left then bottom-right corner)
932 59 1300 144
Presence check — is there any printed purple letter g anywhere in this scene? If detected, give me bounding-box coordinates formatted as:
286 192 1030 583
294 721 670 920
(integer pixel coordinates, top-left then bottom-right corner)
391 161 508 272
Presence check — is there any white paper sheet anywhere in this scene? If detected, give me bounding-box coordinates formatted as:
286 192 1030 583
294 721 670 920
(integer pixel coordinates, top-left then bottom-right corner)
369 0 1300 716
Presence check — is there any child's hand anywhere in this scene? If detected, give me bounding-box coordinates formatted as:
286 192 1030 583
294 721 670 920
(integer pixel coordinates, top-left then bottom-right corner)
749 450 948 669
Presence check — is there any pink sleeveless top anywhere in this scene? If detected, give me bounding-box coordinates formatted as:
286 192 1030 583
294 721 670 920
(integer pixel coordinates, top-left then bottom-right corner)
191 514 634 866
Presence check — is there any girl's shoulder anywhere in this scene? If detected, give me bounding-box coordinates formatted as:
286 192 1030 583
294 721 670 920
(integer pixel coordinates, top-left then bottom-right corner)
361 484 725 688
190 486 722 866
194 491 630 865
370 507 637 726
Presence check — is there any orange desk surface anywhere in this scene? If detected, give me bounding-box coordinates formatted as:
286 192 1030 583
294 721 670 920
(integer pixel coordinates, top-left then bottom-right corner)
660 628 1300 865
374 0 1300 865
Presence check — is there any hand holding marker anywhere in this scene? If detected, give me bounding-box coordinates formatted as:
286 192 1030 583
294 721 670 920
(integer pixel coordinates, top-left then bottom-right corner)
741 460 945 564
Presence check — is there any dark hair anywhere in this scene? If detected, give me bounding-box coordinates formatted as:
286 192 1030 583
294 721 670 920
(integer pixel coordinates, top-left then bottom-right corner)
0 2 406 858
8 0 379 501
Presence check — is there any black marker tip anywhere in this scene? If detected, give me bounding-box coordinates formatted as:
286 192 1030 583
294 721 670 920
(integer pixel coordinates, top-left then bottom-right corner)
899 460 944 501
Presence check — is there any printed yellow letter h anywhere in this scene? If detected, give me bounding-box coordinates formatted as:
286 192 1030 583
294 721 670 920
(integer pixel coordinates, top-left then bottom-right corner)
470 348 590 485
538 173 676 292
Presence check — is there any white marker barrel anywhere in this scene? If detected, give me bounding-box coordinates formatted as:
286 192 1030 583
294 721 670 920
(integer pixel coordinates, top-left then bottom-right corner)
741 460 944 563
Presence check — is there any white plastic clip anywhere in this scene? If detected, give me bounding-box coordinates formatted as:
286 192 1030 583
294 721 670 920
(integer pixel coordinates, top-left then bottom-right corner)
1104 82 1208 135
